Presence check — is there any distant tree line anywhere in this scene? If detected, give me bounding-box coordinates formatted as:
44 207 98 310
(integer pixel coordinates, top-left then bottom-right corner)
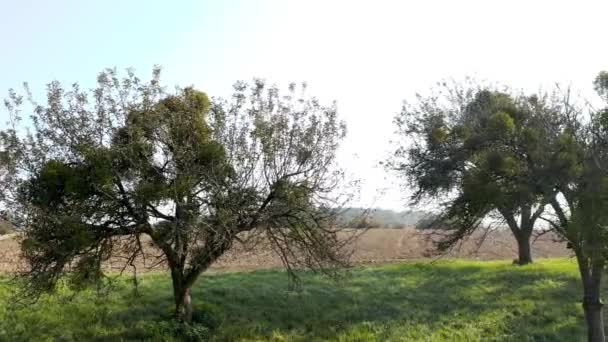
336 207 429 229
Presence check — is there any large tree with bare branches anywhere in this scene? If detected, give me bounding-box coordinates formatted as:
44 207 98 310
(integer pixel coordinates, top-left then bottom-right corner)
5 68 353 322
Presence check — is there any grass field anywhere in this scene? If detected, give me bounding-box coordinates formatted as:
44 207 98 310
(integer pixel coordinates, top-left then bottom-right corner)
0 258 587 341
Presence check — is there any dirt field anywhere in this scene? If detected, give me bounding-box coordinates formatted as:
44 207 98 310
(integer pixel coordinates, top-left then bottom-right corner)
0 228 571 273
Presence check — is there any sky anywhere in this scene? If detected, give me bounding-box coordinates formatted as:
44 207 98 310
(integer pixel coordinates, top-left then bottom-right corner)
1 0 607 210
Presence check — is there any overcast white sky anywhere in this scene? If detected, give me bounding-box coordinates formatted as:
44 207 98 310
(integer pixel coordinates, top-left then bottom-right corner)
1 0 607 210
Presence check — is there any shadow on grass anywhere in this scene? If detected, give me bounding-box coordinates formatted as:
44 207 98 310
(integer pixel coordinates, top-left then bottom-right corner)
0 259 587 341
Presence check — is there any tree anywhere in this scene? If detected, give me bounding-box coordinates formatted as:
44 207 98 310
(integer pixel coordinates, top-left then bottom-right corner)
538 72 608 342
394 75 608 341
389 82 560 265
7 68 353 322
0 97 21 221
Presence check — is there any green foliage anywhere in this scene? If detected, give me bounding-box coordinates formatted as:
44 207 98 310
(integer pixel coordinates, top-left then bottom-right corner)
0 119 21 217
488 111 516 136
429 127 448 145
569 163 608 257
0 259 588 341
594 71 608 101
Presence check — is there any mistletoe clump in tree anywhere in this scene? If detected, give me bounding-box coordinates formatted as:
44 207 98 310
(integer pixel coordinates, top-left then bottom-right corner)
7 68 353 322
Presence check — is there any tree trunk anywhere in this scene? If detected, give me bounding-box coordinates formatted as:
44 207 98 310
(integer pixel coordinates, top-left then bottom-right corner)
515 234 532 265
579 260 605 342
161 232 230 323
499 207 534 265
175 287 193 323
583 296 604 342
171 269 194 322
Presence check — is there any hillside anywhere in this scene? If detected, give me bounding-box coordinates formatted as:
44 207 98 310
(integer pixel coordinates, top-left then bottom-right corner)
337 207 431 228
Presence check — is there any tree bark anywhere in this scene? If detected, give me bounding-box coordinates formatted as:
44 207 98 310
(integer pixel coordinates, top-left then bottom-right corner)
159 228 232 323
498 207 534 265
175 287 193 323
171 268 193 322
579 259 605 342
515 233 532 265
583 296 604 342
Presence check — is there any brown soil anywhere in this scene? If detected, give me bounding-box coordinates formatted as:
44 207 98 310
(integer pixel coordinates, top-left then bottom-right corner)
0 228 571 274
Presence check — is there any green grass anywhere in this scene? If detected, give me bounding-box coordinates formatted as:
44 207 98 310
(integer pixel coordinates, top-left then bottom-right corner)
0 258 588 341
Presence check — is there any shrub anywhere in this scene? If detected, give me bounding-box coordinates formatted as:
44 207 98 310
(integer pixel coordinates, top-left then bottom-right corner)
0 220 12 235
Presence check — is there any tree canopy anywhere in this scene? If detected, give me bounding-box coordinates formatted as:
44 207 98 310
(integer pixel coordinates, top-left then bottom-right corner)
389 82 568 264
